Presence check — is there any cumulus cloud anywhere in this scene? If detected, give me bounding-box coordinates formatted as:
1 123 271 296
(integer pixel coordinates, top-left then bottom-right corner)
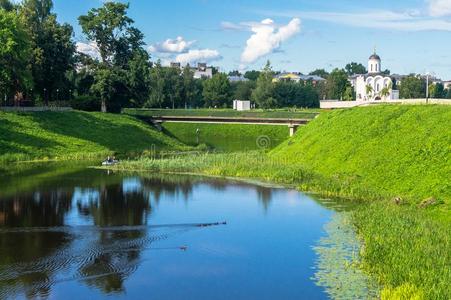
428 0 451 16
240 18 301 65
148 36 195 53
76 42 101 60
175 49 222 65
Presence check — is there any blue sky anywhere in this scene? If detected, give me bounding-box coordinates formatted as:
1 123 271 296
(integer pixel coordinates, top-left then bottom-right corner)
53 0 451 79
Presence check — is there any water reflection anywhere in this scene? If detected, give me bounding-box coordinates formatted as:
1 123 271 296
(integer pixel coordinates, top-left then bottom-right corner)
0 166 342 299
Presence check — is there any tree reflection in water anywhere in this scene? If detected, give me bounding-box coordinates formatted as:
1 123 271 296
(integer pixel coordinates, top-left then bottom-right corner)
0 174 207 298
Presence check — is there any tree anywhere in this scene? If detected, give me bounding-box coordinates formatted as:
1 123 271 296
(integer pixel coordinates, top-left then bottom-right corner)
342 86 354 101
365 85 374 98
147 60 165 108
251 61 276 108
244 70 261 81
232 80 255 101
399 76 425 99
202 73 231 107
79 1 147 112
20 0 75 104
429 83 445 98
127 50 151 107
326 68 351 100
0 0 15 11
380 83 392 100
228 70 241 77
345 62 366 75
309 69 329 79
0 9 32 103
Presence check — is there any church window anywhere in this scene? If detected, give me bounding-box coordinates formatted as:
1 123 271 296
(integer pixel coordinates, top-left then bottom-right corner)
376 64 378 72
371 65 373 72
376 84 380 91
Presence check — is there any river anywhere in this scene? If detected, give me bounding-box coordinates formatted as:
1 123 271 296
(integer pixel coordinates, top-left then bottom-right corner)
0 162 373 299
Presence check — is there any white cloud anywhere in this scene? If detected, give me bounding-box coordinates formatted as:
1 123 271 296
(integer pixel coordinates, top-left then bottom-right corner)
76 42 101 60
428 0 451 17
240 18 301 65
175 49 222 65
149 36 195 53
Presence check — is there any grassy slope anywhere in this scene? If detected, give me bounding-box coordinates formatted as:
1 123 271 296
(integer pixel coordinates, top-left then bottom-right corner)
0 111 187 163
162 122 288 150
124 108 320 119
272 105 451 204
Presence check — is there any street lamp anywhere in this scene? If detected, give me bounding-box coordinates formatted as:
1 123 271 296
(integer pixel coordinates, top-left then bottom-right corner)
56 89 59 102
43 88 47 106
425 72 429 104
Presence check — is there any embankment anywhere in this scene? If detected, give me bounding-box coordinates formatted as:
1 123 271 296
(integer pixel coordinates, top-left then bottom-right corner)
0 111 187 163
161 122 289 151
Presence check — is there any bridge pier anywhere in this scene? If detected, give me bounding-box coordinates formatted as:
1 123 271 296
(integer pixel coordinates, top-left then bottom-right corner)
288 124 299 137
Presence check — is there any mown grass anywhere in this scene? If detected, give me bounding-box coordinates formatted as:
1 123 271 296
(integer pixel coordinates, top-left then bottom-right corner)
124 108 320 119
113 105 451 299
161 123 289 151
0 111 188 163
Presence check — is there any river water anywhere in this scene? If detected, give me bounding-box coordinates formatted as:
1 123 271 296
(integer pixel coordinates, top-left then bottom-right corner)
0 162 369 299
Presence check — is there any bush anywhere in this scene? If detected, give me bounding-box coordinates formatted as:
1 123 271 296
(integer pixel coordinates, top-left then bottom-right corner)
71 95 101 111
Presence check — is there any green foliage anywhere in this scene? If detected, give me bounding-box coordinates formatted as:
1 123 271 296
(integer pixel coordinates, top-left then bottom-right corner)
251 61 276 108
243 70 261 81
399 76 425 99
428 82 446 98
345 62 367 75
273 81 320 107
0 111 186 162
231 80 255 101
309 69 329 79
0 9 32 99
326 68 351 99
202 73 231 108
20 0 75 104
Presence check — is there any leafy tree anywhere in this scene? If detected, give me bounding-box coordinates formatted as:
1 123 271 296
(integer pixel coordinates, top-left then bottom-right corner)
20 0 75 104
244 70 261 81
0 9 32 103
429 83 445 98
326 68 351 100
147 60 166 108
251 61 276 108
399 76 425 99
342 86 354 101
309 69 329 79
127 50 151 107
0 0 15 11
380 83 392 100
381 69 391 75
345 62 366 75
165 66 183 109
366 85 373 98
202 73 231 107
228 70 241 77
446 88 451 99
232 81 255 100
181 64 197 108
79 1 147 112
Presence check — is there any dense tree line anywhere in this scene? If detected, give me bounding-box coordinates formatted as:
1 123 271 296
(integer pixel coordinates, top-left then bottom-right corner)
1 0 449 112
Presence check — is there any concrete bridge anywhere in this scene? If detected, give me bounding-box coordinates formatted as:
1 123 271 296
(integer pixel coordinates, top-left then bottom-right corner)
140 116 311 136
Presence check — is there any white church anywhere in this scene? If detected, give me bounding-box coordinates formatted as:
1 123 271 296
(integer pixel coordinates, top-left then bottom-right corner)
351 52 399 101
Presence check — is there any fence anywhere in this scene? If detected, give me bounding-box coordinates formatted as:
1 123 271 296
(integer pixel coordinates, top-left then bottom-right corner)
320 98 451 109
0 106 72 112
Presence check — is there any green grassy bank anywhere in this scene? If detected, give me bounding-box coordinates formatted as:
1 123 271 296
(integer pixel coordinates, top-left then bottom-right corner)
124 108 320 119
111 105 450 299
0 111 187 163
162 122 289 151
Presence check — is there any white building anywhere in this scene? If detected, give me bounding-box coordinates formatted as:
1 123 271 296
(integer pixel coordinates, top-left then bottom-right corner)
193 63 213 79
233 100 251 111
353 52 399 101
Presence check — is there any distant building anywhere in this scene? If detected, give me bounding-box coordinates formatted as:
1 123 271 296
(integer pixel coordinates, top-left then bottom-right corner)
443 81 451 89
228 75 249 82
233 100 251 111
273 72 325 85
353 51 399 101
170 62 181 69
193 63 213 79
